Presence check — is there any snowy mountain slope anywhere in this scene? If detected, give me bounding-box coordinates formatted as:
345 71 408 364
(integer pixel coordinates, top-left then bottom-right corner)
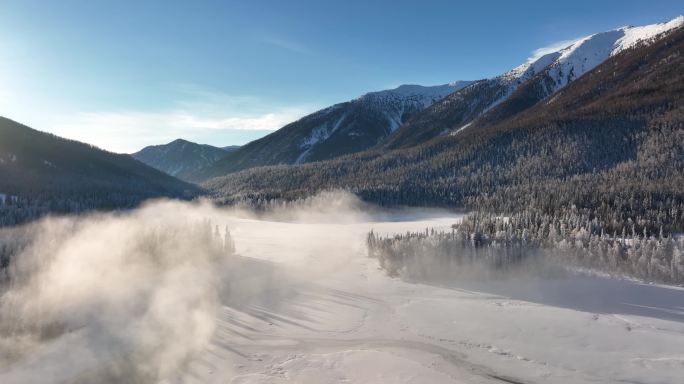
530 15 684 95
292 83 472 164
614 15 684 53
468 16 684 131
182 82 470 182
383 16 684 149
188 16 682 181
356 83 468 131
133 139 228 178
205 21 684 218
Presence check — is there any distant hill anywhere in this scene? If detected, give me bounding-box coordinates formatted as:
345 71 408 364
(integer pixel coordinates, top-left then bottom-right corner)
0 118 200 225
182 82 471 182
133 139 229 178
222 145 240 152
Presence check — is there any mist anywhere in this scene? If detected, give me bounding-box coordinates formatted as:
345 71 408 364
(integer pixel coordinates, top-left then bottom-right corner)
0 192 393 383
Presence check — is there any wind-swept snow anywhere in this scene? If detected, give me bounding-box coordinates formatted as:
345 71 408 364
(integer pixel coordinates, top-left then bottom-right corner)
614 15 684 54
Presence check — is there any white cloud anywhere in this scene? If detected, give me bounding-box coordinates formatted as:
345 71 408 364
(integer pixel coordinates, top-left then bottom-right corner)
527 37 582 62
41 84 318 153
176 112 300 130
51 107 309 154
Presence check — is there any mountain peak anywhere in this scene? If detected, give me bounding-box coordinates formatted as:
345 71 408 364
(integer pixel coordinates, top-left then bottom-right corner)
383 15 684 149
168 138 191 145
133 139 227 178
358 82 472 109
506 15 684 85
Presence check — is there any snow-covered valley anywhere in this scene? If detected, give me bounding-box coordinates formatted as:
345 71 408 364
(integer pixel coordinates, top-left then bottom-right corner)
174 213 684 384
1 199 683 384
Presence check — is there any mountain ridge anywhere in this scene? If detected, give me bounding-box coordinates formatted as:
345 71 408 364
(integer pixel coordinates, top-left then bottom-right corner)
381 15 684 149
133 139 229 178
203 21 684 233
181 81 471 182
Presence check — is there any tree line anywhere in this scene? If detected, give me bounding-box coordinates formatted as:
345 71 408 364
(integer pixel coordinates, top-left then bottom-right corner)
367 210 684 284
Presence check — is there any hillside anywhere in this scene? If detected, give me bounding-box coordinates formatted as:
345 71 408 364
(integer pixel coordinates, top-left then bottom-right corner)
190 17 683 184
204 23 684 233
182 82 470 182
382 16 684 149
0 118 199 225
133 139 229 178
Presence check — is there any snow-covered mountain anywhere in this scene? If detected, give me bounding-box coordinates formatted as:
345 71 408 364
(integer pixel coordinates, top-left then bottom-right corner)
355 83 470 132
133 139 229 178
514 15 684 95
384 16 684 148
183 82 471 181
186 16 683 180
291 82 471 164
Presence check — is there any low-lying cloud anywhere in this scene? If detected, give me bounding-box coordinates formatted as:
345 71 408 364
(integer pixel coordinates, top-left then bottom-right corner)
51 108 305 153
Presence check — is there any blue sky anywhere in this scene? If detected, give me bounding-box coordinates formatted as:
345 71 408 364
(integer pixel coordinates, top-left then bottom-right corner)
0 0 681 152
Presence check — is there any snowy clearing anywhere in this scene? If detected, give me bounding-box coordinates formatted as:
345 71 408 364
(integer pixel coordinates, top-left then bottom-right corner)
176 211 684 384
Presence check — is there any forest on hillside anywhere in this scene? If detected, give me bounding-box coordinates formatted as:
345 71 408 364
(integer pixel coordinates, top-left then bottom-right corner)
0 117 199 227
